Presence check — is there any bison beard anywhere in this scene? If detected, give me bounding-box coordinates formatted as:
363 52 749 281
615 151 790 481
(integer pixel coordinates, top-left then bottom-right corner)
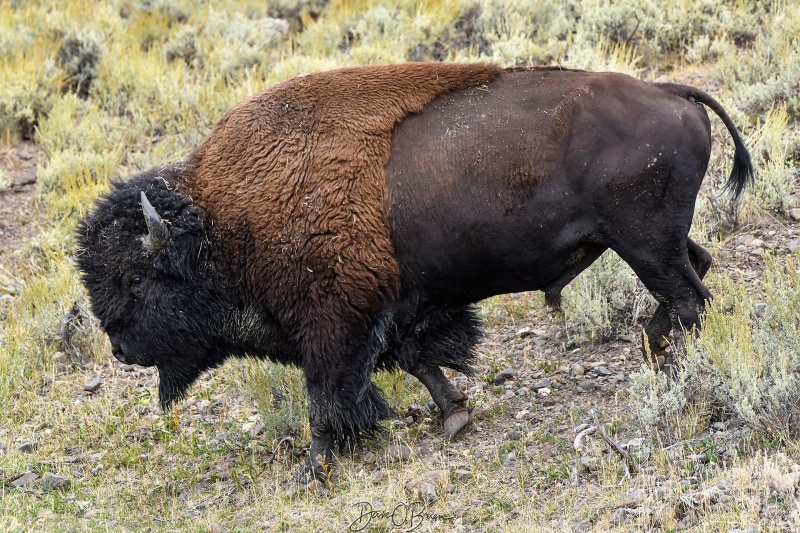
75 63 753 488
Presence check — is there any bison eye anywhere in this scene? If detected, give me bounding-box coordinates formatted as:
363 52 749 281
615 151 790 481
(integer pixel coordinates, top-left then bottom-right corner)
131 275 143 286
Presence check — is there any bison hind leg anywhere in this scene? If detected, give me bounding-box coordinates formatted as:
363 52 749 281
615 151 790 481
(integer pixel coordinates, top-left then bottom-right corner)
385 305 482 439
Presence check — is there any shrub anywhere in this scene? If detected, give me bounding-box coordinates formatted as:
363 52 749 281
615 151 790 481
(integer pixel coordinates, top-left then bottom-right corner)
630 256 800 444
561 252 656 346
58 31 103 98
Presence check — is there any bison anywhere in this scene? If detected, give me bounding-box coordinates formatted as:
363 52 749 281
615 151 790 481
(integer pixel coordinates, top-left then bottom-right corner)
76 63 753 485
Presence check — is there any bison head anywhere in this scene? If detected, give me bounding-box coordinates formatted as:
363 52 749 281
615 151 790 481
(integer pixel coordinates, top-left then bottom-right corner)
75 167 237 408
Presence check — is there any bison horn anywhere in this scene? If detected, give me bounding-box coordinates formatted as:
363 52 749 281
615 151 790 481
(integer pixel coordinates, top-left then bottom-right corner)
140 191 170 253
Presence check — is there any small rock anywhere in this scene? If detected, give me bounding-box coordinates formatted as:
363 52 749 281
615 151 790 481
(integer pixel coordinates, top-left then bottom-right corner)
18 441 36 453
405 469 449 502
426 399 437 412
454 468 471 480
363 451 379 464
788 207 800 221
385 445 416 462
84 377 102 392
370 470 383 483
609 508 628 525
418 483 437 505
711 422 726 431
40 473 70 491
687 453 709 464
692 486 722 505
750 237 764 248
537 387 551 397
210 523 230 533
595 366 613 377
533 378 552 390
10 471 39 488
506 429 522 440
571 364 585 376
728 527 758 533
787 239 800 252
517 326 533 338
120 364 137 371
502 390 515 401
405 404 423 418
572 519 592 532
493 368 516 385
516 387 529 396
754 303 768 317
445 483 456 493
577 380 595 392
515 409 532 420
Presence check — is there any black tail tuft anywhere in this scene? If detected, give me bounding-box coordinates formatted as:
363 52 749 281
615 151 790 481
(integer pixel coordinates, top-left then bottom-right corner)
657 82 755 201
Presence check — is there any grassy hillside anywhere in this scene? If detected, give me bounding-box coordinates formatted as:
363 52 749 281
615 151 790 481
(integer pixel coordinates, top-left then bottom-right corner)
1 0 799 531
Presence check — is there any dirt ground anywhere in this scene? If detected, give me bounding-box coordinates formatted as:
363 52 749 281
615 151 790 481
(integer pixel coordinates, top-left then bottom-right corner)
0 142 46 272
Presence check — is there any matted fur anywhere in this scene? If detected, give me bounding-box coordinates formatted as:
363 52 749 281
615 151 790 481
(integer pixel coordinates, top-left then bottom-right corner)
183 63 503 449
184 63 502 345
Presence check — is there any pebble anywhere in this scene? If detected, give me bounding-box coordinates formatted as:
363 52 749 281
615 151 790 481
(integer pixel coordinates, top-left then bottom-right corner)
577 380 595 392
537 387 551 396
515 410 531 420
571 364 585 376
692 486 722 505
516 387 529 396
712 422 726 431
595 366 613 377
84 377 102 392
533 378 552 390
210 523 230 533
506 429 522 440
787 238 800 252
454 468 471 480
728 527 758 533
405 469 449 499
40 473 70 491
572 520 592 532
370 470 383 483
687 453 709 464
10 471 39 488
502 390 515 401
18 441 36 453
493 368 516 385
788 207 800 221
385 445 416 462
517 326 533 338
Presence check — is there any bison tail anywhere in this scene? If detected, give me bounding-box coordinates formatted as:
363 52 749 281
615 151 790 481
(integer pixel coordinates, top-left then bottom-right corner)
657 83 755 201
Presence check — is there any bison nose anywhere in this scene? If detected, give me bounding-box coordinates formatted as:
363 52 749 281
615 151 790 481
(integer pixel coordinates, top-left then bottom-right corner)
110 342 130 365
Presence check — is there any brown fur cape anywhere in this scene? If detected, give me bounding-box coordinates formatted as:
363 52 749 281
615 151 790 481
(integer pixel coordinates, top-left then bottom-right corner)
184 63 503 357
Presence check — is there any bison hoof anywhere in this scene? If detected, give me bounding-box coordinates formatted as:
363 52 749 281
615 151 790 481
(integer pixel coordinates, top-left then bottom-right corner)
443 407 474 440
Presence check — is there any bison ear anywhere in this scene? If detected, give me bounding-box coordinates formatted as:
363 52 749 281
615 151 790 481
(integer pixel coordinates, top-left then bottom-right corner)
140 191 170 253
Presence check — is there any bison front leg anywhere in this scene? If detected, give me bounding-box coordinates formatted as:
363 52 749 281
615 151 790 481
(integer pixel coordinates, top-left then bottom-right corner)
290 315 394 489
